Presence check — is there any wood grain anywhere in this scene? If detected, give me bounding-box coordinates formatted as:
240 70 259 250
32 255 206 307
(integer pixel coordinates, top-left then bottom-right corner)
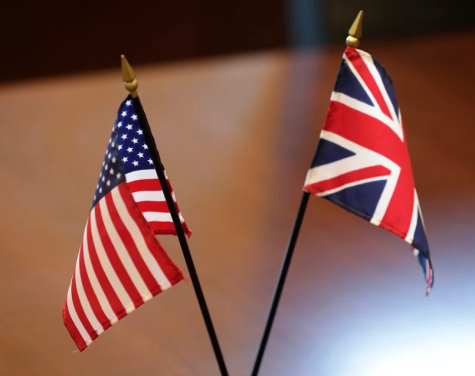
0 32 474 375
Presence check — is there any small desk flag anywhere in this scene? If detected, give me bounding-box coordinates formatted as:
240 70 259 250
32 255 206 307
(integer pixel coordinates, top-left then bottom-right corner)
63 96 191 351
304 47 434 295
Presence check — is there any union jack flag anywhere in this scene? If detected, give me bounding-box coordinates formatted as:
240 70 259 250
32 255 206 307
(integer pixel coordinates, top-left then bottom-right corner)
63 96 191 351
304 47 434 295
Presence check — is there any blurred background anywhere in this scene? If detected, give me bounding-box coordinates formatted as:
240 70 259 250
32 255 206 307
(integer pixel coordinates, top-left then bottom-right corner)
1 1 475 375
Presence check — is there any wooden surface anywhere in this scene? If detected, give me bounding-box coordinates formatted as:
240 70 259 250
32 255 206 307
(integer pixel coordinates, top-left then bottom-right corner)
1 32 475 376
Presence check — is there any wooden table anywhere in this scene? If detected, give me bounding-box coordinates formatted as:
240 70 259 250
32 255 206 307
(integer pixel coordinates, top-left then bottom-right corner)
1 32 474 376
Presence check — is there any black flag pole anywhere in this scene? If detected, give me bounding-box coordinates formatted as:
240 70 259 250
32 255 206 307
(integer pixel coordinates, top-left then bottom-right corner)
121 56 229 376
251 192 310 376
250 11 364 376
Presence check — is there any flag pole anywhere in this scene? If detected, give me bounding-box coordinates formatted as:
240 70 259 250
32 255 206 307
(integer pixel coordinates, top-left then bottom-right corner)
121 56 229 376
250 11 363 376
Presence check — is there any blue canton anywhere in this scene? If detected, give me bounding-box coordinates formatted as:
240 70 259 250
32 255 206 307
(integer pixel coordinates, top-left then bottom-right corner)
91 96 156 210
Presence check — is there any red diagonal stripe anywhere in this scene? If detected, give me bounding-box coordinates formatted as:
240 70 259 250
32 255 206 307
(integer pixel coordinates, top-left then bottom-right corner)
86 217 126 319
105 191 162 294
345 47 392 120
118 183 184 283
306 165 391 194
94 199 143 309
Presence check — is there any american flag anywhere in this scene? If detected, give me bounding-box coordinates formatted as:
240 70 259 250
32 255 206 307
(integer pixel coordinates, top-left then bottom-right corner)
63 96 190 351
304 47 434 295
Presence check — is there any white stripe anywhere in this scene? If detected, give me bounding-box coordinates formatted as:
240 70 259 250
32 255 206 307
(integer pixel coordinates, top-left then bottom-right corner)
305 130 400 225
111 188 172 290
73 243 103 335
90 206 134 313
331 92 392 128
314 176 388 197
359 49 404 141
132 190 165 202
81 221 117 324
143 212 173 223
143 211 186 224
343 53 383 116
99 198 151 299
342 51 404 141
125 169 158 182
66 282 92 345
405 189 419 244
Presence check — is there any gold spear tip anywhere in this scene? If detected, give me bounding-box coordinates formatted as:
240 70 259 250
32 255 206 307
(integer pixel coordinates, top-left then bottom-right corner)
346 10 363 48
121 55 138 97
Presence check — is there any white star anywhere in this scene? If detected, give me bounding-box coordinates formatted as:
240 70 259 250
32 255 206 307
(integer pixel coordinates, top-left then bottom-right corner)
121 111 127 117
142 144 148 149
116 173 121 179
132 138 138 144
111 142 115 147
131 114 138 120
121 134 127 140
106 180 111 186
122 157 128 162
105 164 108 170
96 184 99 189
99 173 102 178
118 145 123 150
102 176 105 182
108 138 111 143
125 100 132 106
138 152 144 158
109 168 114 174
108 153 111 159
94 196 96 200
127 147 133 153
112 157 116 163
132 161 139 166
117 122 123 128
137 129 143 135
148 158 153 164
102 161 105 166
126 124 133 130
99 188 102 193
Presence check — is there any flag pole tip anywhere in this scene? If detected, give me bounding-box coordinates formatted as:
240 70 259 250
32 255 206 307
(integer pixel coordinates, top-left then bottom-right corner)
121 55 138 97
346 10 363 47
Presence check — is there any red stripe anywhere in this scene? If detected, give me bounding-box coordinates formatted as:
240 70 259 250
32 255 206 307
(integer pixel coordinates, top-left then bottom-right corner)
95 199 144 308
345 47 392 120
137 200 180 214
86 217 126 319
70 272 98 341
77 241 110 331
118 183 184 284
307 165 391 193
127 179 174 195
62 300 87 351
149 221 180 235
106 190 162 294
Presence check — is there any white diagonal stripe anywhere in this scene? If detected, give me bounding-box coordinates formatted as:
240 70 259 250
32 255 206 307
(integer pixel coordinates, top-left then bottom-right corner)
90 206 133 312
81 221 117 324
360 49 404 141
305 130 400 223
331 92 392 128
73 245 103 335
111 188 172 290
66 281 92 345
99 197 151 299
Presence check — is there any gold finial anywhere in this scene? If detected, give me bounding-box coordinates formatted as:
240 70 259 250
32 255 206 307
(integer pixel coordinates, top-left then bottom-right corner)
121 55 138 98
346 10 363 48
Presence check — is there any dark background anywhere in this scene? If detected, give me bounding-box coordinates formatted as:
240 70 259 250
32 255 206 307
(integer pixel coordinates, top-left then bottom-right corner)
2 0 474 82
